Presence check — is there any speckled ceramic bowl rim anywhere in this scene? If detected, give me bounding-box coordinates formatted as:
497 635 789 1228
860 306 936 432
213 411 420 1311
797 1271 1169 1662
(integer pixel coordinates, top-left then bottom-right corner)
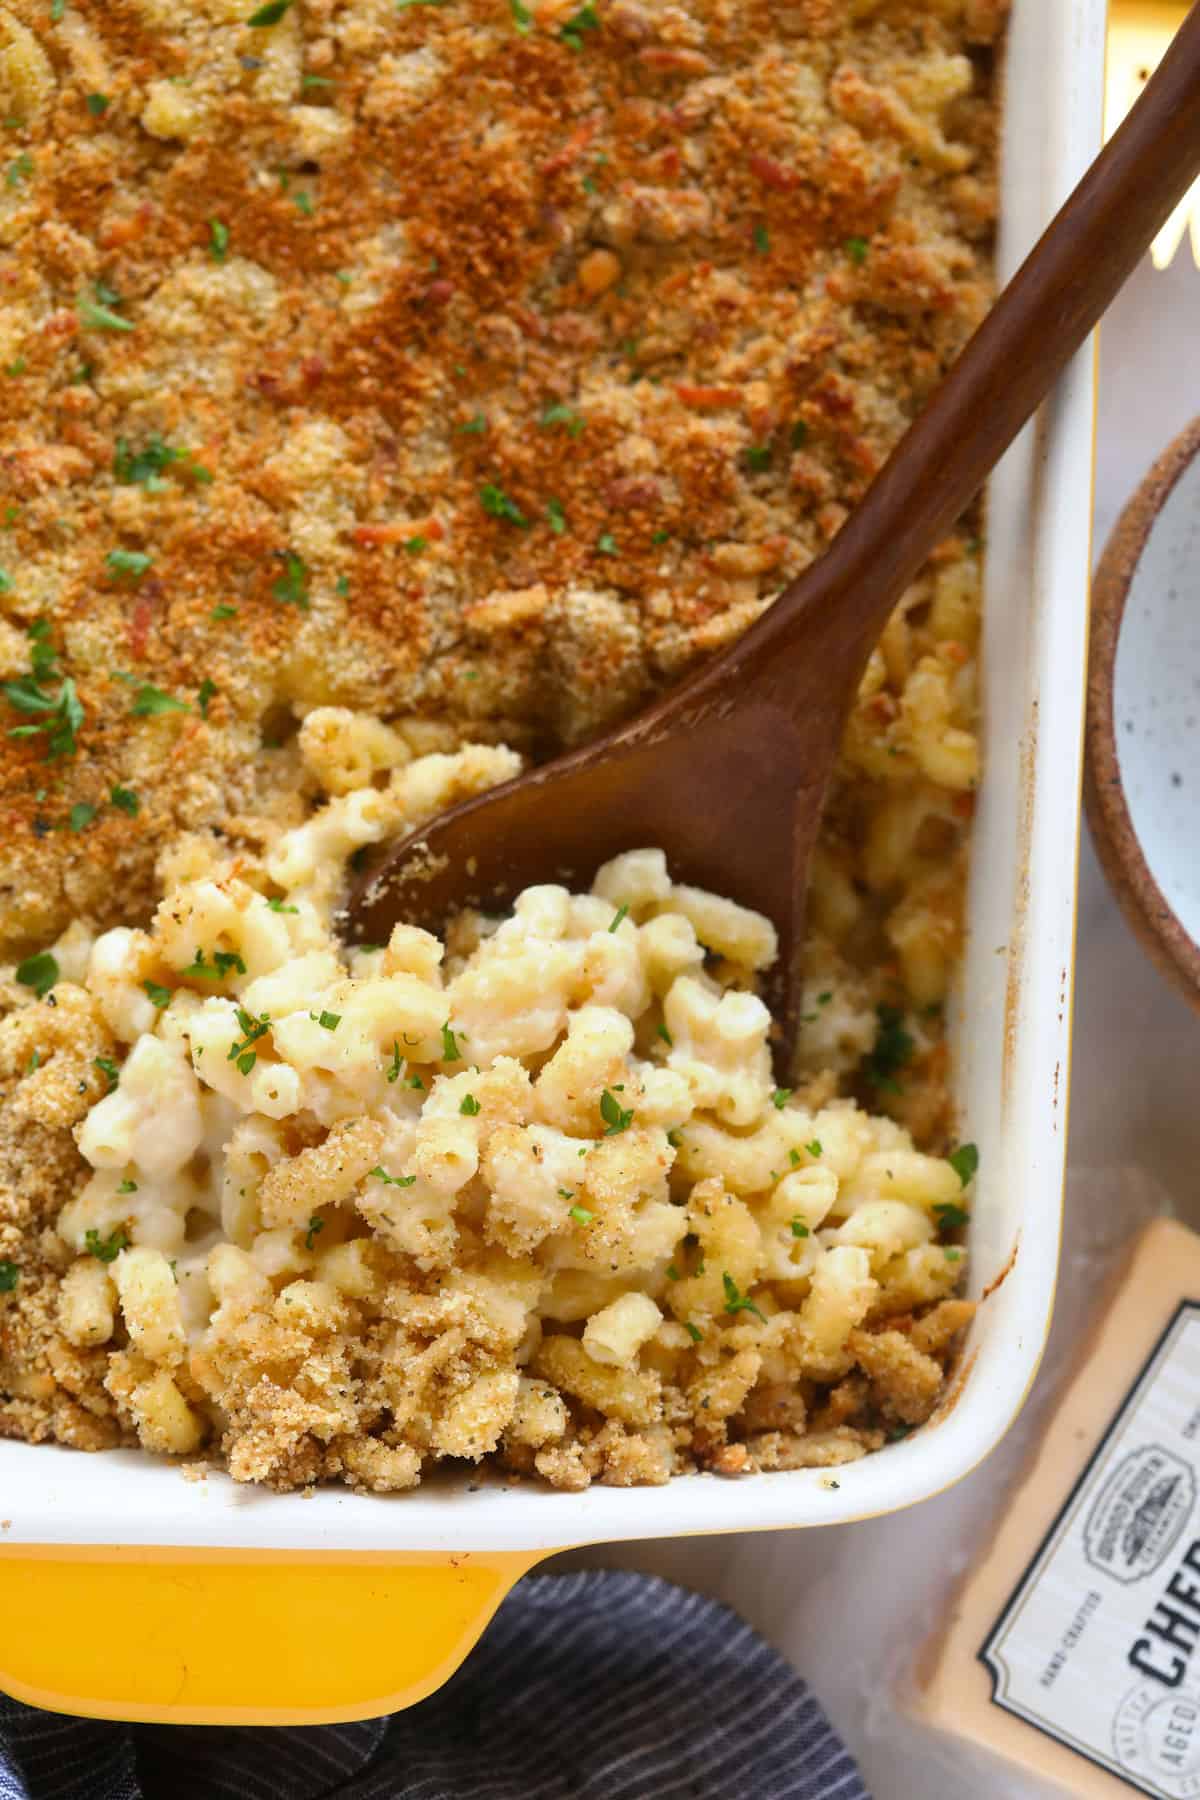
1086 414 1200 1007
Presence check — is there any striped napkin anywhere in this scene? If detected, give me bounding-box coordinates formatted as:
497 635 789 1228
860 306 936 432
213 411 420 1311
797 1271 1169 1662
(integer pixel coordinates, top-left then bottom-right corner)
0 1570 869 1799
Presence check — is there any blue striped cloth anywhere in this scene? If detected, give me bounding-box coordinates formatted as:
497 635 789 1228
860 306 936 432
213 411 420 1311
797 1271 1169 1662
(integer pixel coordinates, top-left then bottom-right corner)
0 1570 869 1799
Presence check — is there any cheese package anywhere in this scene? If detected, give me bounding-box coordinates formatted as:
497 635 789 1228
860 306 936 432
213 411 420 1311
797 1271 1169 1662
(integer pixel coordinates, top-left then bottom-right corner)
914 1218 1200 1798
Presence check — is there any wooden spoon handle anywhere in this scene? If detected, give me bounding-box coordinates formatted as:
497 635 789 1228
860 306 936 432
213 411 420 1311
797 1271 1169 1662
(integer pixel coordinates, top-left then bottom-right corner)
737 1 1200 674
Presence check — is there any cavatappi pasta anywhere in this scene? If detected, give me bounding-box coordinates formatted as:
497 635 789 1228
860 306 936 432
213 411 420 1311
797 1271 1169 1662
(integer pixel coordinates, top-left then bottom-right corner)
1 729 976 1491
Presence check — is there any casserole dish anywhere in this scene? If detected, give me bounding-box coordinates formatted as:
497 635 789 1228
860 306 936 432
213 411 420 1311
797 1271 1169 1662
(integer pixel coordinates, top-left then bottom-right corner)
0 0 1103 1725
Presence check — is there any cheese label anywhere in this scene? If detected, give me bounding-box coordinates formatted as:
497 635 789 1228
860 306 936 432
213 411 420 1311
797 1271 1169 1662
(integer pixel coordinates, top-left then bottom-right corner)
982 1301 1200 1798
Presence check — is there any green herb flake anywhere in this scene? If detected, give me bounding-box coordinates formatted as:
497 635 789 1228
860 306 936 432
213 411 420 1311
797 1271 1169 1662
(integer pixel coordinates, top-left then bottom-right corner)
560 2 598 46
304 1214 325 1250
293 190 314 216
945 1247 962 1262
804 1139 822 1157
458 412 487 434
460 1093 481 1116
196 677 217 719
15 952 58 997
744 444 772 472
312 1009 341 1031
228 1006 270 1068
666 1263 680 1281
268 897 299 914
85 1226 129 1264
78 293 133 333
110 784 139 816
68 801 96 833
863 1003 914 1094
753 223 770 254
50 0 66 19
595 531 618 556
933 1201 970 1231
118 1178 138 1194
948 1142 979 1188
771 1087 793 1110
608 903 629 933
441 1021 461 1061
271 549 310 609
684 1321 703 1343
94 1056 119 1093
142 979 171 1009
790 420 809 449
790 1217 810 1238
600 1088 634 1136
722 1271 766 1322
85 93 110 116
5 671 84 759
4 358 25 377
209 218 229 262
479 482 528 528
247 0 293 23
403 534 428 555
546 497 567 536
370 1165 417 1187
656 1021 673 1047
408 1072 425 1090
846 235 869 265
568 1203 593 1225
105 548 153 582
510 0 532 31
540 401 585 438
5 152 32 188
0 1261 18 1292
131 684 187 718
666 1127 682 1148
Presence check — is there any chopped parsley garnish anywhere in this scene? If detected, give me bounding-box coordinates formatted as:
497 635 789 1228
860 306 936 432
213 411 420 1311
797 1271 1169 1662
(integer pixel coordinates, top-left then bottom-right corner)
85 93 109 116
114 435 209 489
304 1214 325 1249
247 0 293 23
110 785 139 816
539 403 586 437
600 1088 634 1135
863 1004 914 1093
651 528 671 544
790 1218 810 1238
753 222 770 254
744 444 772 472
441 1021 461 1061
5 152 32 187
546 498 567 535
118 1178 138 1193
5 635 84 758
408 1072 425 1090
608 903 629 932
142 979 171 1009
78 290 133 333
312 1010 341 1030
292 190 314 216
206 219 230 264
4 359 24 377
789 1148 801 1167
94 1056 119 1093
228 1007 270 1073
68 802 96 832
105 548 153 582
403 535 428 555
211 604 238 620
803 1139 822 1157
656 1021 673 1047
85 1226 129 1264
945 1248 962 1262
131 684 187 717
15 951 57 997
458 412 487 434
370 1165 416 1187
268 897 299 913
182 947 246 982
933 1201 970 1231
722 1272 765 1321
771 1088 793 1109
560 3 599 47
271 550 310 609
568 1204 593 1225
510 0 532 31
25 1050 38 1073
846 235 870 265
791 420 809 448
197 678 217 718
386 1040 403 1082
460 1093 481 1116
666 1127 683 1148
684 1321 703 1343
948 1142 979 1188
480 482 528 528
595 532 618 556
0 1260 18 1294
50 0 65 19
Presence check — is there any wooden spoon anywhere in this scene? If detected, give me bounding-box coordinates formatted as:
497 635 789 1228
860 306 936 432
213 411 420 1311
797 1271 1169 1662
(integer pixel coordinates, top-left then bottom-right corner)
346 5 1200 1061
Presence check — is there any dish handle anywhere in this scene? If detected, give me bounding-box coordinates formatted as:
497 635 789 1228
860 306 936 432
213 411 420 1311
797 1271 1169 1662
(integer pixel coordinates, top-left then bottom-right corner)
0 1546 546 1725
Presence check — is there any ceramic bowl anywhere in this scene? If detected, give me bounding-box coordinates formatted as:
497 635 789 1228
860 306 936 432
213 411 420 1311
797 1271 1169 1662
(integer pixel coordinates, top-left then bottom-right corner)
1087 416 1200 1005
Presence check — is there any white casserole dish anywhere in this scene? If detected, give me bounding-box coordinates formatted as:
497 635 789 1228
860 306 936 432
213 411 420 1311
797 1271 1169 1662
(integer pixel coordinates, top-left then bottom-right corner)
0 0 1104 1725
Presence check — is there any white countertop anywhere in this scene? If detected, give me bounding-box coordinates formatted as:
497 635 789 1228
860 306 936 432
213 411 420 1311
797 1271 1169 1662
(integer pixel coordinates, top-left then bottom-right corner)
553 249 1200 1798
